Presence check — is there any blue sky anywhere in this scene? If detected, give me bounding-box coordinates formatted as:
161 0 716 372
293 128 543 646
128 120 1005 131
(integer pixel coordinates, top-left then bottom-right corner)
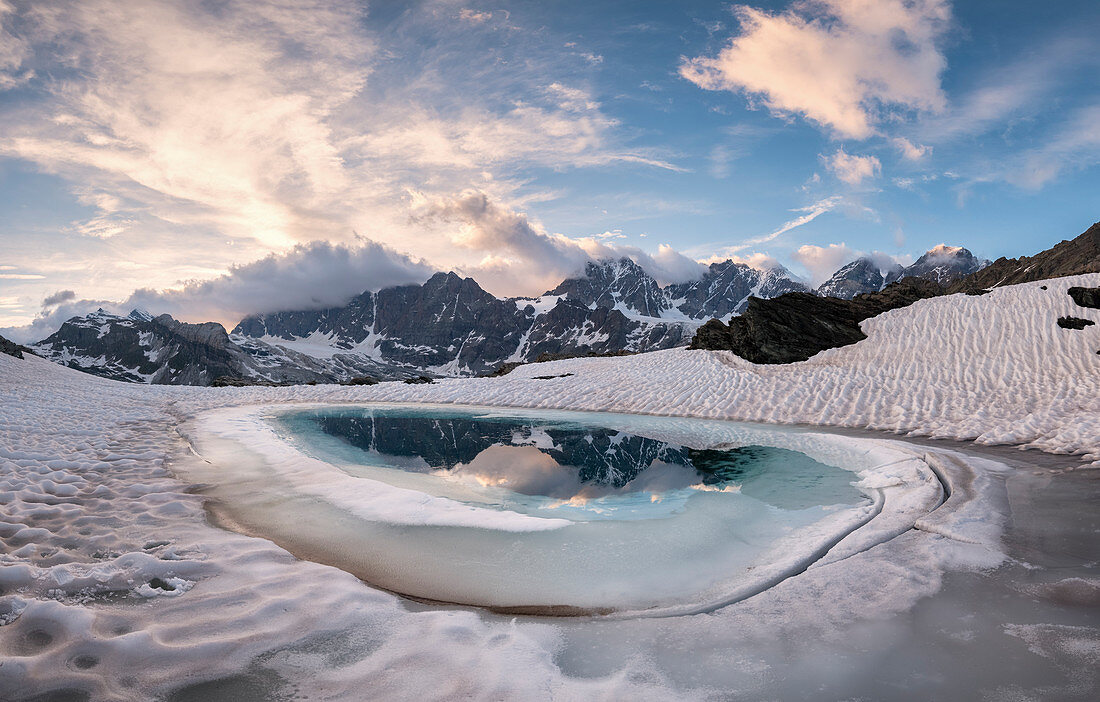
1 0 1098 337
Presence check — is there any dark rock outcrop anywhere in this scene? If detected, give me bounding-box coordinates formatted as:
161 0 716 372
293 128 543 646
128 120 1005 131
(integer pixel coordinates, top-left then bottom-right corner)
949 222 1100 291
690 279 946 363
1057 316 1096 330
1068 287 1100 309
1 334 31 359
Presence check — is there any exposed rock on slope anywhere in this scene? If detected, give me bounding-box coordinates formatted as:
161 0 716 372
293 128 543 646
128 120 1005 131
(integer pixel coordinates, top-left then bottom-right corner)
1057 316 1096 330
815 244 986 300
1067 286 1100 309
546 258 671 317
949 222 1100 291
900 245 988 285
1 333 30 359
667 260 809 318
816 258 902 299
236 269 691 376
691 279 944 363
32 309 340 385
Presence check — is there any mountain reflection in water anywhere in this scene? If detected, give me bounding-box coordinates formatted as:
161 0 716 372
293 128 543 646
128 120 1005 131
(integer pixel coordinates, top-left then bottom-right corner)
295 411 853 509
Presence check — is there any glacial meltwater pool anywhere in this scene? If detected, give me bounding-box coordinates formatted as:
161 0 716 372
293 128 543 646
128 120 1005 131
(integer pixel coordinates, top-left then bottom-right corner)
182 403 942 616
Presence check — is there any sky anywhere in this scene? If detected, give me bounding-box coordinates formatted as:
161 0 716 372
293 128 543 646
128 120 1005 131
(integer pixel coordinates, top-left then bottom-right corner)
1 0 1098 340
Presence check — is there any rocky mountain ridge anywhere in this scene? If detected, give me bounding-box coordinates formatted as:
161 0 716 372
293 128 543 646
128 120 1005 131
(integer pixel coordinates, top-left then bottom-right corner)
815 245 988 300
29 238 1007 384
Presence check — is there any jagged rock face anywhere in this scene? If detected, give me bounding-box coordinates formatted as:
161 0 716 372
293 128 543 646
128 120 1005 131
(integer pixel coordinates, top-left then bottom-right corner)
32 310 343 386
691 278 946 364
236 268 697 377
1 333 29 359
899 245 988 285
520 298 688 360
951 222 1100 292
34 310 244 384
546 258 671 317
668 261 810 319
817 258 903 299
374 273 531 368
233 292 377 345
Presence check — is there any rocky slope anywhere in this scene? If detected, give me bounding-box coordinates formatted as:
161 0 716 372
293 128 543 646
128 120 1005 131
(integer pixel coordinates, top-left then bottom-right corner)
815 245 988 300
30 309 382 385
948 221 1100 291
34 261 738 385
235 268 693 378
692 278 945 363
544 258 672 317
231 259 808 378
667 260 810 318
1 333 32 359
900 245 988 285
816 258 902 299
694 223 1097 363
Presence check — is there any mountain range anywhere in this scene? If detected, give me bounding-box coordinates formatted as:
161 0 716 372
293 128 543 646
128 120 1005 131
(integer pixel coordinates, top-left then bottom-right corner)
28 243 993 385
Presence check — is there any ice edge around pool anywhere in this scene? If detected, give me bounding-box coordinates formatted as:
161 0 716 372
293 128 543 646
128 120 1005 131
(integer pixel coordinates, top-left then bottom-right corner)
174 402 1007 620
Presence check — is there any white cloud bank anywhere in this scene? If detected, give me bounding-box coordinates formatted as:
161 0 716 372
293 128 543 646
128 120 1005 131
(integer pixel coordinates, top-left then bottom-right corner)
680 0 951 139
2 240 434 343
417 191 706 295
793 243 908 286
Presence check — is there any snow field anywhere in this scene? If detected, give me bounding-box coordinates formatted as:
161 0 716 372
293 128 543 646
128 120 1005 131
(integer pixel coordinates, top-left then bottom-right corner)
0 274 1097 699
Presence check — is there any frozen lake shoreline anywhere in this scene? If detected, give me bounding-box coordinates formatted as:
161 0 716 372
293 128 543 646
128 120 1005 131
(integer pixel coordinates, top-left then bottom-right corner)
181 402 961 618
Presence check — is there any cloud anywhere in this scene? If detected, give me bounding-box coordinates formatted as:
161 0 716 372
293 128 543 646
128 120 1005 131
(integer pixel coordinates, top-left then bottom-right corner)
417 191 591 286
792 242 857 285
1 0 374 250
457 9 494 24
892 137 930 160
0 1 32 91
594 230 626 240
774 197 842 236
709 195 842 261
0 272 45 279
915 36 1095 142
128 239 435 324
41 289 76 307
0 239 433 342
793 243 907 285
680 0 951 139
1003 104 1100 190
825 149 881 185
415 191 706 294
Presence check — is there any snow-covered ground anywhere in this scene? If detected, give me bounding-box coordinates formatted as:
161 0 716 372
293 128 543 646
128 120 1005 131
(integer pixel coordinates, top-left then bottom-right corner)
1 275 1098 700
